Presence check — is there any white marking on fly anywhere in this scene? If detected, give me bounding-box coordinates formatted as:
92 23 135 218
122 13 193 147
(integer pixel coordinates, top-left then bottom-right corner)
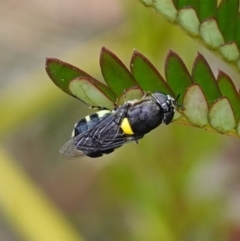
97 110 111 118
85 115 91 122
71 129 76 138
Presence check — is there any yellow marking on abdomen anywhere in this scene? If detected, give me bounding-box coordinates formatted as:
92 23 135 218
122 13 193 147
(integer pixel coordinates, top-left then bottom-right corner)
121 118 134 135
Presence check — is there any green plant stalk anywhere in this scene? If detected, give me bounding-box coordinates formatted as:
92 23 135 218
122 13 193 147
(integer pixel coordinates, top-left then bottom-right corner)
0 147 84 241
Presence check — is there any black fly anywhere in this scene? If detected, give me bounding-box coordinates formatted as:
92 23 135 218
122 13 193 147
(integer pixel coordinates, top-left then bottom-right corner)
60 92 180 158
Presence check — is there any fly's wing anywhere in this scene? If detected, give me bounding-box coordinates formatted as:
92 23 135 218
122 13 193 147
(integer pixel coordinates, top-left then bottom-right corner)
60 105 141 158
60 134 139 158
60 139 85 158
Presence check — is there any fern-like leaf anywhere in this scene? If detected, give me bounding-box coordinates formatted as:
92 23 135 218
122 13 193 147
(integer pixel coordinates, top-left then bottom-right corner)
138 0 240 69
46 47 240 137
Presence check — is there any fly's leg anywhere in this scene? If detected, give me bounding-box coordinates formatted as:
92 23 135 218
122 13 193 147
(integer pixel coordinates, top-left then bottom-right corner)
89 106 109 110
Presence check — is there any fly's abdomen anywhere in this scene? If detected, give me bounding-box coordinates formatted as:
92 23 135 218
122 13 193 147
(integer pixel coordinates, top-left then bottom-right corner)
72 110 111 137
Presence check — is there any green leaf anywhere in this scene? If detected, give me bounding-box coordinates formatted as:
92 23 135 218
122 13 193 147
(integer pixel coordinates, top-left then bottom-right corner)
219 42 240 62
139 0 240 71
217 70 240 122
153 0 177 22
217 0 239 42
183 83 209 127
236 14 240 49
141 0 153 7
172 0 177 7
199 18 224 49
198 1 217 21
46 58 92 97
236 119 240 136
47 48 240 138
177 7 200 36
69 78 115 109
100 47 138 97
165 50 193 103
130 50 173 96
192 53 221 107
117 86 143 106
209 97 236 133
46 58 116 105
175 0 198 11
173 110 183 120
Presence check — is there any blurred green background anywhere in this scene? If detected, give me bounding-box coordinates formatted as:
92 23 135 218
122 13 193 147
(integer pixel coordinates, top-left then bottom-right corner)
1 1 240 240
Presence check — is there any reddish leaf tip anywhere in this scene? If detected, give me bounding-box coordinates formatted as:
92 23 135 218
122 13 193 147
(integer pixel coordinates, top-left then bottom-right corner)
217 69 230 80
196 52 204 58
100 46 112 55
166 50 178 58
132 49 140 56
131 50 149 63
193 52 210 70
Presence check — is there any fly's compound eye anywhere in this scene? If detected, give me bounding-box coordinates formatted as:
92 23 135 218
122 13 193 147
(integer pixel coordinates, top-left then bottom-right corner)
163 110 174 125
152 92 178 125
152 92 168 105
163 95 177 124
152 92 175 112
161 98 173 113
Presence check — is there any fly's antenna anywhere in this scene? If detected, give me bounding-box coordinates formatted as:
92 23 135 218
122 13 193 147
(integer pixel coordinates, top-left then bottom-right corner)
176 93 180 101
175 93 184 110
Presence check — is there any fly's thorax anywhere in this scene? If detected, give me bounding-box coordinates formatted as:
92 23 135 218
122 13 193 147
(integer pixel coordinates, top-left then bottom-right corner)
123 99 164 135
72 109 111 137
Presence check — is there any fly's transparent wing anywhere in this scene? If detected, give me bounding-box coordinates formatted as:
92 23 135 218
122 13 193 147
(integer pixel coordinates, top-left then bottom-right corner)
60 133 140 159
60 104 142 158
60 138 86 158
